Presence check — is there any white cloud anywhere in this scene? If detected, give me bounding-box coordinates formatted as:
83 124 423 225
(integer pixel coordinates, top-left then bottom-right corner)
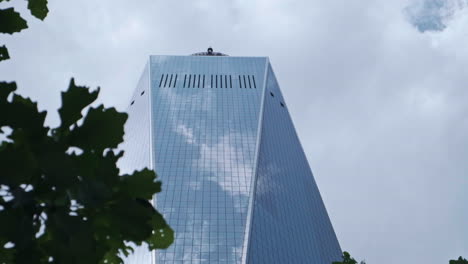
197 134 254 197
176 124 196 145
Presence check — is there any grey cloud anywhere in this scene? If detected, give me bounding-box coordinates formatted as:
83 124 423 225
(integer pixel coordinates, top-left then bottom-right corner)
404 0 468 32
1 0 467 263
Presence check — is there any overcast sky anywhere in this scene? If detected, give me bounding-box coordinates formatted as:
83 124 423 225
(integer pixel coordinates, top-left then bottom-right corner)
1 0 467 263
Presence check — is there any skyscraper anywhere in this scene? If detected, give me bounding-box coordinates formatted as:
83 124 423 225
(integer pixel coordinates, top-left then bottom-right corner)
119 49 341 264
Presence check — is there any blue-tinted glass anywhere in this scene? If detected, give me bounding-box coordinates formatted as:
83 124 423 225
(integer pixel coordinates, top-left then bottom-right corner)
150 56 266 263
121 56 341 264
246 64 341 263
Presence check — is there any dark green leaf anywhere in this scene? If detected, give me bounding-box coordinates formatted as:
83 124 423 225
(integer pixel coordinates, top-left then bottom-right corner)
0 209 20 239
69 105 127 152
0 45 10 61
75 179 112 208
101 250 124 264
71 150 122 186
0 133 38 187
1 206 39 253
0 8 28 34
0 81 16 101
109 199 154 241
333 251 358 264
0 80 172 263
39 145 77 189
59 79 99 129
26 0 49 20
0 84 47 140
97 150 123 185
11 183 35 208
147 212 174 250
2 94 48 141
0 245 15 264
450 257 468 264
120 169 161 200
47 212 100 264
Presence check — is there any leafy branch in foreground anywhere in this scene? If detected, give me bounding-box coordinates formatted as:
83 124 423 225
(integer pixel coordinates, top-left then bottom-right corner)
0 79 173 264
333 251 365 264
0 0 49 60
332 252 468 264
0 45 9 62
450 257 468 264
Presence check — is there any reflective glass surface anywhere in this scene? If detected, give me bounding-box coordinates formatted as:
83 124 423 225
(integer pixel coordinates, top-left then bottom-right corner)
150 56 266 263
246 65 342 263
122 56 341 264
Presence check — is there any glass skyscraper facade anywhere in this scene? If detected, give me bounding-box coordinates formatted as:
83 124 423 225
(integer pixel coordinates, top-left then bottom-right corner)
119 52 341 264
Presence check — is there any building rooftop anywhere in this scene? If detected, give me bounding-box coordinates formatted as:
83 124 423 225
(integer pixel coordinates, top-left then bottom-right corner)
191 47 228 56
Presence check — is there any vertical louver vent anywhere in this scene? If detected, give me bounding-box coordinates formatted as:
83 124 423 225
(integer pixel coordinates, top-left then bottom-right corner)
159 74 257 89
159 74 178 88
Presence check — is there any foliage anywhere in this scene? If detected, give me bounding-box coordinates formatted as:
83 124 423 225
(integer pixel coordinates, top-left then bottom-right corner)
27 0 49 20
0 80 173 264
0 7 28 35
0 0 49 57
0 1 174 263
333 251 366 264
333 251 358 264
332 252 468 264
450 257 468 264
0 46 9 62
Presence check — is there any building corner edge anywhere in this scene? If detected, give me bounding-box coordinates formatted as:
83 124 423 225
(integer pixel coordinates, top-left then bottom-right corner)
241 57 270 264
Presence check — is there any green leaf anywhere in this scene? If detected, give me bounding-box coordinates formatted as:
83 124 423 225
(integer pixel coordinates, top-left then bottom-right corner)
2 94 48 141
26 0 49 20
0 140 38 186
333 251 358 264
75 179 112 208
97 150 123 185
0 8 28 34
108 199 154 242
120 169 161 200
39 144 77 189
450 257 468 264
0 80 173 263
101 250 124 264
147 212 174 250
47 212 100 264
59 79 99 129
69 105 127 152
0 45 10 61
0 208 20 239
0 81 16 101
2 207 40 254
71 150 122 186
0 245 15 264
